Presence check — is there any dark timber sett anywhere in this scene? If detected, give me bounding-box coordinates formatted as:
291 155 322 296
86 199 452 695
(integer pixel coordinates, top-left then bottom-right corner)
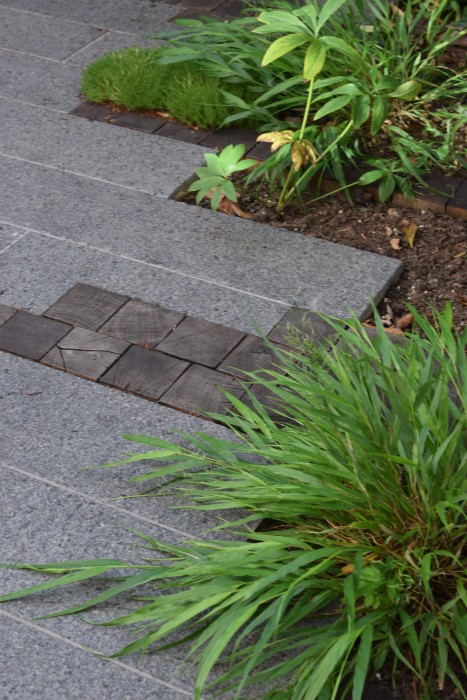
0 303 16 326
0 284 330 420
41 327 130 380
160 363 245 415
268 308 337 348
0 311 71 360
45 283 129 330
99 299 185 348
100 345 190 401
218 334 286 378
157 316 245 367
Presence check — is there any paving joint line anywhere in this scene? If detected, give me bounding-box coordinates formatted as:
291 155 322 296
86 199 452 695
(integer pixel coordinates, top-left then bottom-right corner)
0 152 159 195
0 93 69 114
0 3 108 32
0 220 291 308
0 610 192 697
0 461 196 540
0 230 30 257
0 46 63 63
62 30 111 62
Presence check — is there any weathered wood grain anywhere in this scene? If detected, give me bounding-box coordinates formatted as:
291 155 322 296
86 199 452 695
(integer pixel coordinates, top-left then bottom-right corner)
44 283 129 330
218 334 286 378
100 345 189 400
160 364 245 416
41 327 130 380
99 299 185 348
0 303 16 327
0 311 71 360
157 316 245 367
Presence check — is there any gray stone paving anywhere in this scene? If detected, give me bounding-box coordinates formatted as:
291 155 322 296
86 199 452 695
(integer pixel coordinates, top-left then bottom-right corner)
0 2 403 697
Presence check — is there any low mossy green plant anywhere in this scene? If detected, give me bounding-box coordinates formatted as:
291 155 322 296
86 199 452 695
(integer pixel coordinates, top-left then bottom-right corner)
1 306 466 699
80 45 254 130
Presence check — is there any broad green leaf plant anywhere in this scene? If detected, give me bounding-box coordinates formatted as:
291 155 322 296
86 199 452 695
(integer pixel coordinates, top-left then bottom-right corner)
188 143 257 210
252 0 356 209
1 306 466 700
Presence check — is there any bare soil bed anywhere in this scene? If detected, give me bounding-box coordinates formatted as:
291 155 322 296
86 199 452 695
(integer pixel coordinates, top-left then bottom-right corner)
232 181 467 331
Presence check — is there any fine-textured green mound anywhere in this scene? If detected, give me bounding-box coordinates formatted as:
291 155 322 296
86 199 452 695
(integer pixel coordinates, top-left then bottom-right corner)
80 46 254 130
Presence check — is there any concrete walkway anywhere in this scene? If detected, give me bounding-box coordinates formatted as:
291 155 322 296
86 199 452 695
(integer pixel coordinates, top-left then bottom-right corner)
0 2 401 697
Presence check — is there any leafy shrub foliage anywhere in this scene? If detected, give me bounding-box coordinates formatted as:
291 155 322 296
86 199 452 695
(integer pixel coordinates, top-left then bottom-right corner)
156 0 466 202
1 307 466 699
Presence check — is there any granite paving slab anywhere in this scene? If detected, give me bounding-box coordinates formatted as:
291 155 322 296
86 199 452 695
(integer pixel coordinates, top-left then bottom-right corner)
0 354 234 533
0 614 190 700
0 310 71 360
0 230 289 335
100 344 190 400
64 30 164 70
45 282 129 330
0 99 211 195
157 315 245 367
0 50 80 112
0 470 197 696
0 6 103 60
0 303 16 326
41 327 131 380
0 158 403 320
99 299 185 348
0 0 179 33
161 363 245 415
0 223 25 252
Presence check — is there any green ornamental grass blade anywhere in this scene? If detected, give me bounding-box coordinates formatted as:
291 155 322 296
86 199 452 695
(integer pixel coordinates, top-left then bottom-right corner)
352 624 374 700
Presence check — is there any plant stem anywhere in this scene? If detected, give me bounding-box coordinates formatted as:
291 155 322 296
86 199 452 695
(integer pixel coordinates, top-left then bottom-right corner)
299 78 314 141
278 119 355 210
277 79 315 211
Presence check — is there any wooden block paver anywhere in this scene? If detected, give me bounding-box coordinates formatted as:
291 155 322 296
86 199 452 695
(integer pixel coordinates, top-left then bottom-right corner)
218 334 286 378
100 345 189 400
156 122 211 145
157 316 245 367
199 127 257 152
41 327 130 380
70 102 118 123
160 364 244 416
99 299 185 348
44 283 129 331
114 112 167 133
245 141 272 161
392 172 462 215
268 308 337 347
0 311 71 360
0 303 16 327
446 180 467 221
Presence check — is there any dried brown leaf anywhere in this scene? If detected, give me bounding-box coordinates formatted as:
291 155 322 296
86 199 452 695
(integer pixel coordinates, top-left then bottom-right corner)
395 313 413 330
403 222 418 248
390 237 401 250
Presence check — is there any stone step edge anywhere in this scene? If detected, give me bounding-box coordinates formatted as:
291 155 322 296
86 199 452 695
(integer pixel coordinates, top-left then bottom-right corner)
70 101 467 221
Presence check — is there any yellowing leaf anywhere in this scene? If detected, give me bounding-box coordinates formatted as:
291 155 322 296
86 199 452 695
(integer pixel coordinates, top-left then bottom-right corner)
257 130 295 152
403 222 418 248
291 139 318 171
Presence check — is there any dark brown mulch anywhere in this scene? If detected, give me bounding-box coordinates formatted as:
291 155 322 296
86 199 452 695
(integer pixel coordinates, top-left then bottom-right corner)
232 182 467 331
